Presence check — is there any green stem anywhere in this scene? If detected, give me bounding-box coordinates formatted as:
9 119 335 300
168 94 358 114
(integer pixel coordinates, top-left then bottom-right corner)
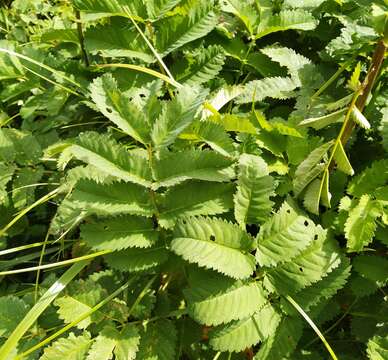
75 10 89 67
0 250 111 276
286 295 339 360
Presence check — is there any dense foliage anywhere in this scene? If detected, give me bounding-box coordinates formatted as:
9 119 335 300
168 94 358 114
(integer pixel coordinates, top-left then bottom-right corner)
0 0 387 359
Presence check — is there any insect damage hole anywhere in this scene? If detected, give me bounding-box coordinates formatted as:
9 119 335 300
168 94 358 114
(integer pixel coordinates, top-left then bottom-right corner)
210 235 215 241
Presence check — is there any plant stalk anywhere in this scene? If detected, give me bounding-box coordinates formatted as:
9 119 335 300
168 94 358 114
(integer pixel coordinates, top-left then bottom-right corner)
340 39 386 145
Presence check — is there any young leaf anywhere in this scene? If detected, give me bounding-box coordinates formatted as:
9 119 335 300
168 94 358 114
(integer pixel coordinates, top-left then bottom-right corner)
345 195 383 252
351 106 371 129
333 142 354 175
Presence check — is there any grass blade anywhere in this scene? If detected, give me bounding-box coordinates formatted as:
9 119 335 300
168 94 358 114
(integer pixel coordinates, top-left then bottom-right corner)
0 261 88 360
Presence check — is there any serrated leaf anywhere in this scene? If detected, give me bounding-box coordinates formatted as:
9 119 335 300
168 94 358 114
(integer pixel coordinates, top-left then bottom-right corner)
0 296 29 338
81 216 157 251
40 332 92 360
282 257 351 313
237 77 297 104
175 45 225 85
155 0 218 56
153 149 234 189
367 334 388 360
158 181 234 228
234 154 274 227
85 18 153 62
264 226 342 294
345 195 382 252
55 279 107 329
60 132 152 187
190 120 235 157
254 318 303 360
86 325 140 360
90 74 151 143
347 159 388 197
171 217 256 279
348 62 361 91
256 9 317 39
353 255 388 284
137 320 177 360
184 269 267 326
209 304 281 352
104 246 169 272
65 179 154 218
256 201 315 267
151 85 207 148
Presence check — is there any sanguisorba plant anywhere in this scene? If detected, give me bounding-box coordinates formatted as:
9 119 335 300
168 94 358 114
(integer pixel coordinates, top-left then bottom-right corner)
0 0 387 359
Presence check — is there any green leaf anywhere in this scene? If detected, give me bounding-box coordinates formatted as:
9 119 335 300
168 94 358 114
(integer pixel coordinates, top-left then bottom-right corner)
85 18 154 62
90 74 151 143
184 269 267 326
256 9 318 39
256 201 316 267
60 132 152 187
333 142 354 175
353 255 388 285
104 247 169 272
153 149 234 189
264 226 342 294
62 179 154 218
151 85 207 148
345 195 382 252
189 120 235 157
237 77 297 104
293 141 333 196
0 296 29 338
283 257 351 312
55 278 107 329
81 216 158 251
351 106 371 129
209 304 281 352
234 154 274 227
158 181 234 229
171 217 256 279
155 0 218 56
347 159 388 197
367 334 388 360
303 178 322 215
175 45 225 85
73 0 147 19
40 333 91 360
137 320 177 360
299 108 347 130
86 325 140 360
254 318 303 360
